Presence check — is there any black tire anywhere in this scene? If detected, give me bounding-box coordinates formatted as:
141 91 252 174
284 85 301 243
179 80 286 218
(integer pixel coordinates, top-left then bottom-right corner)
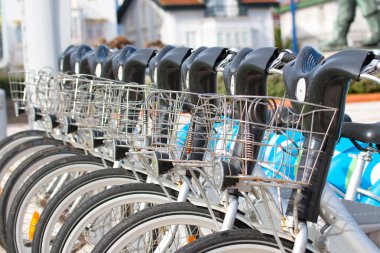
5 155 109 253
49 183 176 253
0 138 63 248
176 229 301 253
0 137 63 180
0 145 84 248
0 130 46 158
32 169 147 253
92 202 251 253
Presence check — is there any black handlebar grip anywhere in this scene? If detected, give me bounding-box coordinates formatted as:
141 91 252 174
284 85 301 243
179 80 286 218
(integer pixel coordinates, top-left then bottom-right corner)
234 47 279 97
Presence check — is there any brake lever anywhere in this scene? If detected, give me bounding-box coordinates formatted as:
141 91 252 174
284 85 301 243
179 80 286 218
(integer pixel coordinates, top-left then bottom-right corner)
216 49 238 72
359 58 380 84
269 49 295 71
268 50 296 76
361 58 380 75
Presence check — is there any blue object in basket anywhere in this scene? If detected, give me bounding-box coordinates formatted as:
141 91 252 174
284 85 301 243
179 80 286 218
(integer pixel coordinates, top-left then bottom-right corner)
176 122 380 206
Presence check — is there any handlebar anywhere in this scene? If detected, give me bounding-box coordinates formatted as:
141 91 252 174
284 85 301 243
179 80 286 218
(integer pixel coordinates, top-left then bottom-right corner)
148 45 175 84
283 46 376 223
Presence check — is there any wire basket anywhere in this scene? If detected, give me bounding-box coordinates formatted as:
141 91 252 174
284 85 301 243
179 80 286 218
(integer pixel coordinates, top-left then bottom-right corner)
37 72 63 116
147 92 220 168
147 90 195 152
8 70 36 116
100 83 155 149
160 94 338 189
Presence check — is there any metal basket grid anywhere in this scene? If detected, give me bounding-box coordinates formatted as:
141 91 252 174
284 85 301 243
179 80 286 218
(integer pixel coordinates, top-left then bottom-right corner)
149 93 222 168
8 70 36 116
100 83 156 149
8 70 60 118
161 94 338 189
147 90 196 154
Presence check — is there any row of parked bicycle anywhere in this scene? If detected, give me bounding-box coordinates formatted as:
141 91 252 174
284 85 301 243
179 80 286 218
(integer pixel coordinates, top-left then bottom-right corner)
1 43 379 253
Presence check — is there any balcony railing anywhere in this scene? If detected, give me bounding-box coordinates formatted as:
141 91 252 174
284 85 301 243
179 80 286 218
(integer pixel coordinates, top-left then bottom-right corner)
205 5 248 17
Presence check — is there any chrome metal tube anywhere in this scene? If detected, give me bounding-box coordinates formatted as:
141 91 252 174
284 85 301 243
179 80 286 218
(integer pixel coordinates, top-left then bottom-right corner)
320 184 379 253
292 222 308 253
221 195 239 231
345 151 368 201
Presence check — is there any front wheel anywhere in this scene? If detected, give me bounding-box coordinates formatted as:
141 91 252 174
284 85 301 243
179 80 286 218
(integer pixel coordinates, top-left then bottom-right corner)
175 229 300 253
92 202 251 253
50 183 177 253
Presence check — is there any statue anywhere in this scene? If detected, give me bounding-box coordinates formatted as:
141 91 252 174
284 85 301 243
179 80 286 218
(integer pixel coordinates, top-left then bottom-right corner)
320 0 380 51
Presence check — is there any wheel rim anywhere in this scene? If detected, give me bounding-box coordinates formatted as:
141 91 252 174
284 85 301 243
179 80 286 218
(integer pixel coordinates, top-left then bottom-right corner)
6 153 76 219
14 163 103 253
40 177 138 253
61 192 172 253
105 213 222 252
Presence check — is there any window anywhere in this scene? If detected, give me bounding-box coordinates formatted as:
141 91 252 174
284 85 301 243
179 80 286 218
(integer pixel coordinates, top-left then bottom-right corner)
71 16 80 42
85 21 105 42
251 29 258 48
15 24 22 45
186 31 196 48
242 31 249 46
226 32 231 45
217 32 223 46
234 32 239 46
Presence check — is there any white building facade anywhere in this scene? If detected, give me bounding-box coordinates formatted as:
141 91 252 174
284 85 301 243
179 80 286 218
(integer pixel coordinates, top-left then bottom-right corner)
119 0 278 49
4 0 119 69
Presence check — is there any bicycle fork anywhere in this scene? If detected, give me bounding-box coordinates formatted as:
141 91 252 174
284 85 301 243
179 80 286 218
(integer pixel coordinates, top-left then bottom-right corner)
152 181 190 253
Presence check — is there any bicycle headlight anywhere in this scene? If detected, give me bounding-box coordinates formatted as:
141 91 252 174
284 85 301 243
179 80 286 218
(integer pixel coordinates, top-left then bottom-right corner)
43 114 59 131
207 160 239 191
79 129 104 150
62 117 78 135
29 107 43 121
109 139 129 160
